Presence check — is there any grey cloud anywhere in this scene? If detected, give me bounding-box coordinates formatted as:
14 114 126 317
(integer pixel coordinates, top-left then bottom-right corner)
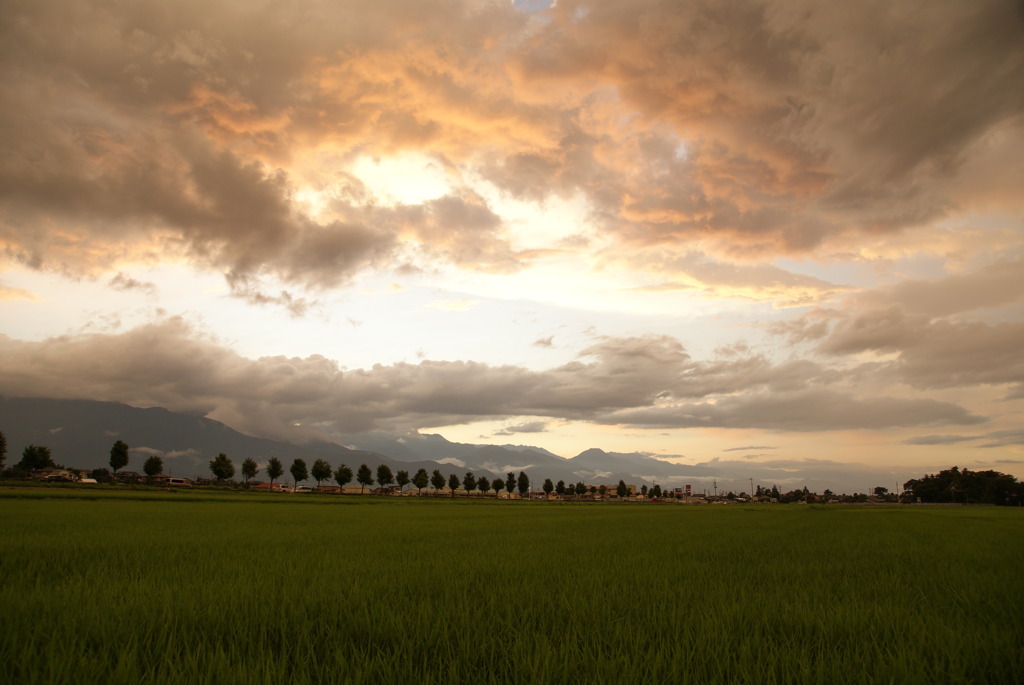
513 0 1024 256
903 434 979 446
905 429 1024 449
0 323 988 441
4 0 1019 288
494 421 548 436
109 273 157 297
0 0 524 285
894 319 1024 390
818 306 928 356
849 258 1024 317
601 390 985 432
979 429 1024 448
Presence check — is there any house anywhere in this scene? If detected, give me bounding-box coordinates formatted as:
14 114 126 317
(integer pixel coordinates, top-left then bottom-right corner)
32 467 77 482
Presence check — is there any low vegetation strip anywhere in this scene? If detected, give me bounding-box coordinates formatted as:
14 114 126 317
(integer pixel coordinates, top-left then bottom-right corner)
1 498 1021 684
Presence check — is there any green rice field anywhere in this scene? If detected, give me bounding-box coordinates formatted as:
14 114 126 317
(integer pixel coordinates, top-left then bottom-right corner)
1 488 1022 684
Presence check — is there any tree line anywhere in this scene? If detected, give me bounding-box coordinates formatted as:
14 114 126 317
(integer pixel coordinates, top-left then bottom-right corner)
3 432 1023 504
903 466 1024 506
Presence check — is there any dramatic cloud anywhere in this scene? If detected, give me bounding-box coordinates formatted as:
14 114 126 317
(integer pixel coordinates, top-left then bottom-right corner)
0 1 1021 483
3 0 1021 285
0 320 987 441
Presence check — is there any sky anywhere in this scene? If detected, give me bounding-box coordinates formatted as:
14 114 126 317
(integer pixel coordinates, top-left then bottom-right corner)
1 0 1023 491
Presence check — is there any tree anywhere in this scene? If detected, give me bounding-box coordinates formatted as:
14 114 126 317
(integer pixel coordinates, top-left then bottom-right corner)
143 455 163 478
267 458 284 488
290 458 308 487
430 469 446 494
18 445 55 471
506 472 516 496
542 478 554 497
334 463 353 490
311 459 332 489
641 484 648 496
652 484 663 498
0 431 6 470
873 486 889 497
517 471 530 497
109 440 129 475
574 481 586 498
598 484 607 498
241 458 258 485
492 477 505 498
356 464 374 494
463 471 477 494
413 468 429 494
555 480 565 496
89 468 113 483
904 466 1024 506
448 473 460 497
616 480 627 498
478 475 490 495
396 469 410 492
209 453 235 483
376 464 394 493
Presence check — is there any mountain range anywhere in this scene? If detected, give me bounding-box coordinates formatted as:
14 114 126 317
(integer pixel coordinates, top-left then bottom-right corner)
0 396 709 489
1 396 910 493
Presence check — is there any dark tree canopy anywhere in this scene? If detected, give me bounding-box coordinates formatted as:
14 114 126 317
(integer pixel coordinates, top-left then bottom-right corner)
334 463 353 488
396 469 410 491
209 453 235 482
311 459 332 488
413 468 429 493
241 458 258 483
555 480 565 496
905 466 1023 506
492 477 504 496
542 478 554 495
506 472 516 495
462 471 476 493
267 457 284 485
376 464 394 491
356 463 374 493
0 431 6 469
290 458 308 486
109 440 129 474
143 455 163 478
447 473 460 496
477 475 490 494
18 444 55 471
517 471 530 496
430 469 446 492
616 480 627 498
